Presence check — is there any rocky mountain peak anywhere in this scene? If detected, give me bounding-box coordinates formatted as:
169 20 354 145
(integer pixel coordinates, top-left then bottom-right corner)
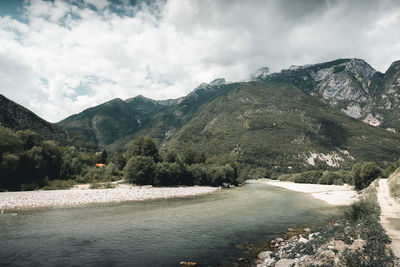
193 78 226 92
389 60 400 69
125 94 177 107
209 78 226 86
250 67 270 80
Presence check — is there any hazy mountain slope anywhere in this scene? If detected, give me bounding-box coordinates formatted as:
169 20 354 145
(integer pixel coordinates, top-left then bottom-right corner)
166 81 400 170
58 79 240 150
0 94 96 150
133 81 240 143
58 96 175 147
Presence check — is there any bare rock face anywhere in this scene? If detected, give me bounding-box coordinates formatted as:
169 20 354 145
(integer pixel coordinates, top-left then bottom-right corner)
248 58 400 133
312 59 375 104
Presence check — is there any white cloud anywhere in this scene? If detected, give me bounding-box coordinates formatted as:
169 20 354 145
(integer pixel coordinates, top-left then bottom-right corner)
0 0 399 122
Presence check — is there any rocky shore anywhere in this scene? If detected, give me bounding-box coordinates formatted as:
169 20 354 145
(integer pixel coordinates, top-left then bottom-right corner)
254 180 396 267
0 185 219 211
256 226 369 267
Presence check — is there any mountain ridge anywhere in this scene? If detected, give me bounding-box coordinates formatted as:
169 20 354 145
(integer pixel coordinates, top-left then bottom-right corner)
0 94 97 151
24 57 400 169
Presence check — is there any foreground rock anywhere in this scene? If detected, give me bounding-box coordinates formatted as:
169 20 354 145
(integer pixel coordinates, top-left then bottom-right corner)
256 227 391 267
0 185 219 210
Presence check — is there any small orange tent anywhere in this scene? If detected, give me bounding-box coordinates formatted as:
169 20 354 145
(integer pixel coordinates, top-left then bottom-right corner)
95 163 105 167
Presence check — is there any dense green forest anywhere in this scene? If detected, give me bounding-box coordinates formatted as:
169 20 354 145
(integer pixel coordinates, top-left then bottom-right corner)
0 126 244 191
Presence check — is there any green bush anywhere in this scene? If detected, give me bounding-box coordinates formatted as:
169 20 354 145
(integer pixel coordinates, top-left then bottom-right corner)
335 170 353 185
125 137 160 162
181 148 206 165
294 171 323 183
124 156 155 184
154 162 184 186
77 163 121 183
345 199 380 222
353 162 382 190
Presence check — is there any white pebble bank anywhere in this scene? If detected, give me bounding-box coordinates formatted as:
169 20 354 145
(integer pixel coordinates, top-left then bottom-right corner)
0 185 220 210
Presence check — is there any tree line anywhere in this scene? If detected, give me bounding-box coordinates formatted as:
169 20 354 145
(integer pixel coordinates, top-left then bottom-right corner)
0 124 395 191
0 126 243 191
278 162 383 190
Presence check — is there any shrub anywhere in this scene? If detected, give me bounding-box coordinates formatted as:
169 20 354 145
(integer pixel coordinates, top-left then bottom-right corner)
125 137 160 162
154 162 184 186
353 162 382 190
278 174 293 181
104 182 115 189
89 182 101 189
186 164 208 185
345 199 380 222
123 156 155 185
182 148 206 165
43 179 75 190
295 171 323 183
335 170 353 185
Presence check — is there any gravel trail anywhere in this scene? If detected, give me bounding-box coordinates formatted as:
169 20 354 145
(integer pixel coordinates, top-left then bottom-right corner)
378 179 400 263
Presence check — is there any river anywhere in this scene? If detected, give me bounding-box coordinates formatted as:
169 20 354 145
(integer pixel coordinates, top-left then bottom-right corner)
0 180 342 266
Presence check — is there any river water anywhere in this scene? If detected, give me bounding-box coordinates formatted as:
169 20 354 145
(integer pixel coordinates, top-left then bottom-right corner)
0 181 342 266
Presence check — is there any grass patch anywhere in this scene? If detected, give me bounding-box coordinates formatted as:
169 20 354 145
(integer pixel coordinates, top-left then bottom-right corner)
89 181 116 189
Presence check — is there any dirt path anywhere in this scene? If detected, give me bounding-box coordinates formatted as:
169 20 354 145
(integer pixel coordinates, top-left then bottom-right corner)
378 179 400 264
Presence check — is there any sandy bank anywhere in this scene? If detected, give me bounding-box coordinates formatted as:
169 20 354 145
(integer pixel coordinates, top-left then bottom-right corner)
261 179 358 206
0 184 220 211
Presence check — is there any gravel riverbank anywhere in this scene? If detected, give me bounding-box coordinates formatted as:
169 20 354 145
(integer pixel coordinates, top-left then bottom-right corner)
0 184 220 211
262 179 358 206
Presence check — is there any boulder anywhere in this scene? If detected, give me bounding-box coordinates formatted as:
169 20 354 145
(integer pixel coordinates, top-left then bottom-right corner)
333 240 348 253
275 258 296 267
258 251 273 261
299 237 308 243
263 258 276 267
308 232 319 240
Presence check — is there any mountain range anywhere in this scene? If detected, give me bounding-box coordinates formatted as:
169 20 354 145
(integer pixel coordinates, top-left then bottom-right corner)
2 58 400 172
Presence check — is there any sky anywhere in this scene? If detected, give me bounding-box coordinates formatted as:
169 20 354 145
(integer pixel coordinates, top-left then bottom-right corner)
0 0 400 122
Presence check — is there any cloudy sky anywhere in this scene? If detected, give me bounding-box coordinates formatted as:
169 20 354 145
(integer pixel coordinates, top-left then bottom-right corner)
0 0 400 122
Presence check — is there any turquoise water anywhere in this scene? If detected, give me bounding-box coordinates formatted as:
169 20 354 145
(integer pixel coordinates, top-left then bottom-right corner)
0 181 341 266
